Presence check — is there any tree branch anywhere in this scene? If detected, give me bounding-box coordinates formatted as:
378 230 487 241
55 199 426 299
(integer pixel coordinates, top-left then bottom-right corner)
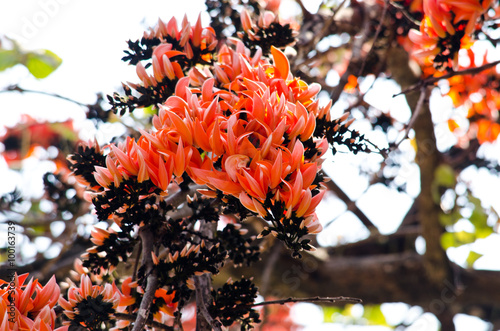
194 274 222 331
194 220 220 331
252 296 362 307
393 85 428 149
395 59 500 97
1 84 89 107
132 227 158 331
115 312 173 330
322 173 380 233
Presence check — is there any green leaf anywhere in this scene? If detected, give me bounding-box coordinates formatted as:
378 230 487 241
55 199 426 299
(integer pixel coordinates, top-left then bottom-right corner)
454 231 476 245
439 210 462 227
49 122 79 142
363 305 388 326
142 105 157 116
27 225 47 235
441 232 457 249
469 209 488 229
466 250 482 267
475 227 493 239
25 49 62 78
434 164 456 188
323 306 342 323
0 49 21 71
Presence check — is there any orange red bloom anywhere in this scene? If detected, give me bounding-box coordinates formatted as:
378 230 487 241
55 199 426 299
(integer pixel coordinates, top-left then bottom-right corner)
0 273 63 331
445 49 500 144
72 16 351 247
406 0 494 69
58 274 121 330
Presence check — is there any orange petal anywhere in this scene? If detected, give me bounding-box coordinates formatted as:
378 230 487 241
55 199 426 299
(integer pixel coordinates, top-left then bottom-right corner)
271 46 289 80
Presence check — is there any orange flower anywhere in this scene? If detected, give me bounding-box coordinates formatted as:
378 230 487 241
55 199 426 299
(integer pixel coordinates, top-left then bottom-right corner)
59 274 121 330
0 273 62 331
132 15 217 89
143 45 330 234
445 48 500 144
153 288 178 319
406 0 494 68
77 19 350 246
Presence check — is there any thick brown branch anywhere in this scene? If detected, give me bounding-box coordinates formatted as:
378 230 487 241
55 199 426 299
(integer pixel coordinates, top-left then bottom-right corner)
194 220 220 331
194 274 222 331
132 228 158 331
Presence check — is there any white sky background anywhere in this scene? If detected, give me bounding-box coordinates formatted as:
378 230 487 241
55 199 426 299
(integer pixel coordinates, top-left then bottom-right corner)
0 1 499 330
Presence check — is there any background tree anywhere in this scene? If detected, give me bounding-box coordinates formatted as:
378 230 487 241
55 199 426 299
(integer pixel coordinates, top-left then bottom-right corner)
1 0 500 330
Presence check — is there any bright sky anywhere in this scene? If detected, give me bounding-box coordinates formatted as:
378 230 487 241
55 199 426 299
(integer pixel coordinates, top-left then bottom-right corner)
0 1 498 330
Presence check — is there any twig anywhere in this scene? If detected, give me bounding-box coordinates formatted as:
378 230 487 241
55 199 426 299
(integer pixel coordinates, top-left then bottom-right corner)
115 313 173 331
358 0 388 77
1 84 88 107
259 242 282 296
132 243 142 282
295 0 312 20
388 0 421 26
321 172 379 233
164 184 205 207
194 274 222 331
394 59 500 97
330 2 371 103
251 296 362 307
393 85 428 149
331 0 349 18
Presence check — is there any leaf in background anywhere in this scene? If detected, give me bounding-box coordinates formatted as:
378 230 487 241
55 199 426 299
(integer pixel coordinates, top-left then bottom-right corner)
475 227 493 239
434 164 456 188
25 49 62 79
363 305 388 326
142 105 157 116
454 230 476 245
439 210 462 227
323 306 342 323
49 122 79 142
466 250 483 267
441 232 457 249
0 49 20 71
469 208 488 229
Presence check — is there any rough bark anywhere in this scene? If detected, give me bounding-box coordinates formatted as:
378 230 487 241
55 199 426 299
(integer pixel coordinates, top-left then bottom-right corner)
227 248 500 327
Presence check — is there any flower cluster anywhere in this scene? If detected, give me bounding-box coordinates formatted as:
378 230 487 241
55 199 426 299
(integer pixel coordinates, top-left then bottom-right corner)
0 273 63 331
65 12 369 329
238 8 298 55
208 277 260 330
58 274 121 331
58 274 178 330
0 115 76 170
109 15 218 115
408 0 494 70
446 49 500 144
84 41 345 252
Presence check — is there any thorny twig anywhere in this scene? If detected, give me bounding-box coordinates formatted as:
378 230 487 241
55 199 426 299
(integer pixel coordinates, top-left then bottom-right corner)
252 296 362 307
393 85 428 149
394 59 500 97
1 84 88 107
357 0 389 77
